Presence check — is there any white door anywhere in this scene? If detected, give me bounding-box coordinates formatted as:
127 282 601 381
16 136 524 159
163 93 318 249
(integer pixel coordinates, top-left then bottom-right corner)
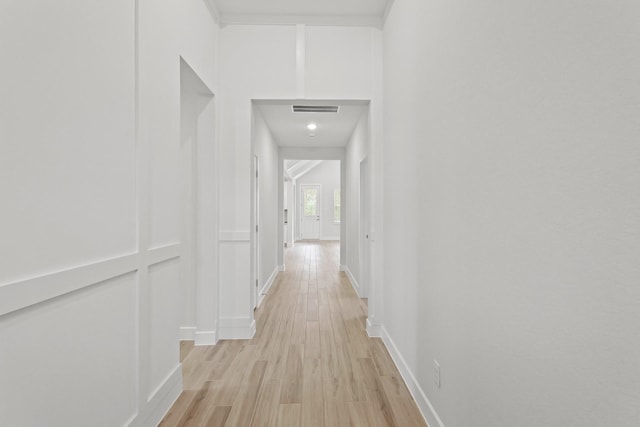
300 184 320 240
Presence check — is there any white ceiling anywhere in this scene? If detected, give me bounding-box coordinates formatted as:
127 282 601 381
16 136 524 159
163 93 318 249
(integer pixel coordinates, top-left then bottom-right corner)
212 0 391 26
254 100 368 148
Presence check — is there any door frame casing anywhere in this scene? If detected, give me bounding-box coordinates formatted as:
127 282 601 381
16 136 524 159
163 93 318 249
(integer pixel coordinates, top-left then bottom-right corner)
252 155 260 310
359 157 370 298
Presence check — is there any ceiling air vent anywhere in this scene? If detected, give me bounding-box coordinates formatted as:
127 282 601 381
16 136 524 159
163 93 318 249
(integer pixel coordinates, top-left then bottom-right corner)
292 105 340 113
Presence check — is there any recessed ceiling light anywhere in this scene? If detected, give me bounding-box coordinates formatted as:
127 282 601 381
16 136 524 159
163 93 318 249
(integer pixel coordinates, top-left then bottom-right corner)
307 123 317 131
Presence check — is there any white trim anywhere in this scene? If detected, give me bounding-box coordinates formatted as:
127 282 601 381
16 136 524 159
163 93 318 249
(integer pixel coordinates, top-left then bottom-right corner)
219 230 251 242
0 253 138 317
195 330 217 346
344 266 361 296
252 154 260 311
219 14 383 29
148 243 181 266
218 317 256 340
380 327 445 427
278 265 286 272
296 24 305 98
203 0 221 23
179 326 197 341
0 244 184 317
134 364 183 427
123 412 138 427
366 318 381 337
257 267 279 308
339 265 347 272
382 0 396 26
320 236 340 241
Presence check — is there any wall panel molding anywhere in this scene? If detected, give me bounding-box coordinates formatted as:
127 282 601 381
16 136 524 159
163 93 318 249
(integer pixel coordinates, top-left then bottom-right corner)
0 254 138 317
0 243 184 319
148 243 181 266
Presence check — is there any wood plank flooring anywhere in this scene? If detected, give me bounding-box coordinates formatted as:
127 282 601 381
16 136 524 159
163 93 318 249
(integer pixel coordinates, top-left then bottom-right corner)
160 241 427 427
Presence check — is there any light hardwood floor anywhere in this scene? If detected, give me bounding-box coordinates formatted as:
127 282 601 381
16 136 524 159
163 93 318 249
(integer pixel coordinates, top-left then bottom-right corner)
160 241 427 427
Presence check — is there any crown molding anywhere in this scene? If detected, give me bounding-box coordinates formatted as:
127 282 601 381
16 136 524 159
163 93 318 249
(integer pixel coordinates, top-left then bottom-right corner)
203 0 221 24
382 0 396 27
219 13 383 29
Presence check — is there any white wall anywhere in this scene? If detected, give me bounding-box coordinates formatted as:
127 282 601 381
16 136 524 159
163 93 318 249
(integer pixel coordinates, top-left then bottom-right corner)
218 24 296 339
252 107 280 305
296 161 341 241
139 0 220 416
344 112 369 290
0 0 219 425
0 1 136 289
305 26 375 99
179 58 217 345
382 1 640 427
219 24 381 338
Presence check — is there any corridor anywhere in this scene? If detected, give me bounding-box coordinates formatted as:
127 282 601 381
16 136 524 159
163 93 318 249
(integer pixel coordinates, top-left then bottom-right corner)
3 0 638 425
160 241 426 426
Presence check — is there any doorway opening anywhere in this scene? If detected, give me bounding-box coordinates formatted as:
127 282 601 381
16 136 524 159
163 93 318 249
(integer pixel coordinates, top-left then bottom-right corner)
287 160 341 244
251 99 371 331
179 57 217 351
279 157 345 275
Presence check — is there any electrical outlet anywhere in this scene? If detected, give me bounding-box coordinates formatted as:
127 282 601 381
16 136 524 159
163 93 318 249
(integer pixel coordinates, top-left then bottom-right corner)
434 360 441 388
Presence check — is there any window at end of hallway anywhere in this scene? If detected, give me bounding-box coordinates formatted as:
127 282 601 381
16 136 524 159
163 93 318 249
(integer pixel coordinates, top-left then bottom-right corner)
334 189 340 223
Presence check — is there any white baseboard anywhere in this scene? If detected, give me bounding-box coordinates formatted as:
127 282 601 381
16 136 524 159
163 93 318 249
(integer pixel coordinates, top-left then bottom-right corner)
257 267 279 308
380 327 445 427
339 265 346 272
250 319 256 337
131 364 183 427
344 266 361 296
278 265 286 272
366 318 382 337
179 326 196 341
320 236 340 241
218 317 256 340
195 330 217 346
